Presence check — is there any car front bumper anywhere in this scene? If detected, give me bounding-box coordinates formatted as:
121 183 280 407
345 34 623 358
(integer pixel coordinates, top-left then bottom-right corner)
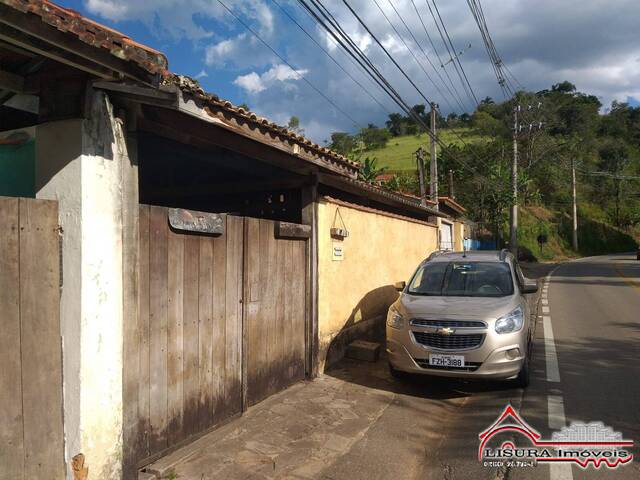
387 325 526 380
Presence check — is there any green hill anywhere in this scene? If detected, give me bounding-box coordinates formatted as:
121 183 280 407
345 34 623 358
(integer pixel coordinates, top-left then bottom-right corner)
510 205 638 262
365 128 488 172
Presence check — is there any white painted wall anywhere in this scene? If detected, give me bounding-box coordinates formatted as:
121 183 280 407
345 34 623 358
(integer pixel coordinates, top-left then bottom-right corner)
36 91 132 479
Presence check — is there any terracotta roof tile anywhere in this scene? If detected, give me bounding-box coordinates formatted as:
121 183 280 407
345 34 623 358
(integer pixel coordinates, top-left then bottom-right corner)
2 0 169 75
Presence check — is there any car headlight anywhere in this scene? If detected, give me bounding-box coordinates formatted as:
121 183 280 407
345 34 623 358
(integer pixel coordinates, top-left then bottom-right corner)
495 306 524 334
386 306 405 329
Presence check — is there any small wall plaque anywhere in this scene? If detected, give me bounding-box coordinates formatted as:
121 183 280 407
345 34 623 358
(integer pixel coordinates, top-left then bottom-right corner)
168 208 224 235
332 242 344 261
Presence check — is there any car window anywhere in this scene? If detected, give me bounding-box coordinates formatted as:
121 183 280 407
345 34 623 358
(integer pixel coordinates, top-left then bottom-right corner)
408 262 448 295
408 261 514 297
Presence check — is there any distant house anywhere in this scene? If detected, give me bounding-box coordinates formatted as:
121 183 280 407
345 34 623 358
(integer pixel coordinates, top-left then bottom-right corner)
0 1 460 478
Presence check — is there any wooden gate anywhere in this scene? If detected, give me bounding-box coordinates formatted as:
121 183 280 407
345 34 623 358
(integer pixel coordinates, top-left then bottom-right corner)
244 217 306 406
128 206 308 469
0 197 65 480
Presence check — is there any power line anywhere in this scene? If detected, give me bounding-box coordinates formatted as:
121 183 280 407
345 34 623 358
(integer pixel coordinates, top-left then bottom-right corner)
381 0 468 113
409 0 468 111
268 0 392 116
299 0 509 190
427 0 479 106
215 0 362 129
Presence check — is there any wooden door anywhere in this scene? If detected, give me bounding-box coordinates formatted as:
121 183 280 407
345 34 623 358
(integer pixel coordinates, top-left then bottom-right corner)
129 206 243 466
0 197 65 480
244 217 307 406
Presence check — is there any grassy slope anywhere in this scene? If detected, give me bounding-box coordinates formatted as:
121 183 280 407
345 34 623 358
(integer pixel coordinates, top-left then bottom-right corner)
515 204 638 262
365 128 488 172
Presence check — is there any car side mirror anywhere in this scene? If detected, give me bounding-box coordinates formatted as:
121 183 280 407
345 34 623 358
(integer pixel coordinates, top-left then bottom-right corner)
394 281 406 291
521 279 538 294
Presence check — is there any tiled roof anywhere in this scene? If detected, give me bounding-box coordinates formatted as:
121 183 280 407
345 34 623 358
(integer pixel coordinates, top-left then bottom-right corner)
163 73 360 174
1 0 168 75
438 196 466 213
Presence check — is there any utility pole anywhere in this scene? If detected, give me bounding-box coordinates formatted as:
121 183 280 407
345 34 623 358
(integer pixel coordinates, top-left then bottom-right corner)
571 157 578 250
415 147 427 206
509 105 520 256
430 102 438 208
448 169 454 199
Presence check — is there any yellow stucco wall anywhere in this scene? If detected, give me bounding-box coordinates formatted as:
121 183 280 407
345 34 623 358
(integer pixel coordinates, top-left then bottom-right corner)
317 198 439 371
454 221 465 251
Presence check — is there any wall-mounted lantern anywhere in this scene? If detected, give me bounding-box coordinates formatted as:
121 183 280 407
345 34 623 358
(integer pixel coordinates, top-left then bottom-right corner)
330 207 349 240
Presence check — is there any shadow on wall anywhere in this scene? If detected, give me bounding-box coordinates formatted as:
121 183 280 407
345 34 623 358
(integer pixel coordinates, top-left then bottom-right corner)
324 285 398 368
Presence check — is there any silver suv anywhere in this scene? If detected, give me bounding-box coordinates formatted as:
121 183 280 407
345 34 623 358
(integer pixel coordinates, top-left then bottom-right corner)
386 250 538 387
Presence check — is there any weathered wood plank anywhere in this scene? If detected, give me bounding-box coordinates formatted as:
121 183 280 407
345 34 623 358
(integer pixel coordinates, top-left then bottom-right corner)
19 198 65 479
0 197 23 480
244 217 261 406
282 240 294 385
211 227 227 423
167 229 184 444
149 206 169 453
225 216 243 417
293 240 307 380
122 153 140 477
137 205 151 459
198 236 214 428
181 235 200 437
273 236 286 393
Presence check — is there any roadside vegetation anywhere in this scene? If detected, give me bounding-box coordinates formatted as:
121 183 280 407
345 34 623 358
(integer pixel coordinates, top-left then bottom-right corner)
326 81 640 260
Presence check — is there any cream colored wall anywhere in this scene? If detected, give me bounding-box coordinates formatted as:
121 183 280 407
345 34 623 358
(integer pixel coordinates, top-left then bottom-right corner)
454 221 465 251
317 199 438 371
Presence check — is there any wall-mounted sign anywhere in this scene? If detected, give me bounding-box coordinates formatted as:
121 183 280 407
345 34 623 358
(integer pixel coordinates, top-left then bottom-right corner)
168 208 224 235
332 242 344 261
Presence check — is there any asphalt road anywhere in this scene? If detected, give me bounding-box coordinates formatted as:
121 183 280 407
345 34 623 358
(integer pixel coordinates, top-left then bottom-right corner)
418 253 640 480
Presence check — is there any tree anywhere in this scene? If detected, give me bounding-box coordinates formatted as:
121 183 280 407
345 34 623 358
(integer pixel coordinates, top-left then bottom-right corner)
329 132 357 155
287 116 304 135
358 157 386 184
359 125 391 150
385 113 404 136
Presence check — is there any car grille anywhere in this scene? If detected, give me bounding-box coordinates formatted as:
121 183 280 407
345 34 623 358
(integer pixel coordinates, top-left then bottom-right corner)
414 358 482 372
410 319 486 328
412 331 485 350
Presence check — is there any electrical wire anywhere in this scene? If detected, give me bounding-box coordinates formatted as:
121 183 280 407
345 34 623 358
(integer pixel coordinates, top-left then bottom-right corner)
215 0 362 129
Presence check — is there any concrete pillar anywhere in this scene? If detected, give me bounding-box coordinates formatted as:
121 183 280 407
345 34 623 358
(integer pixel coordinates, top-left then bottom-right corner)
35 90 136 479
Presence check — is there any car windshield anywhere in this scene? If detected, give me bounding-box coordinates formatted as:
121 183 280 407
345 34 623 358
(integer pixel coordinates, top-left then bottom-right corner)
407 261 514 297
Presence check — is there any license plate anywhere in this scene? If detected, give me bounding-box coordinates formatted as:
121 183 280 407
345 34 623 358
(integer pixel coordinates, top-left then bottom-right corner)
429 354 465 368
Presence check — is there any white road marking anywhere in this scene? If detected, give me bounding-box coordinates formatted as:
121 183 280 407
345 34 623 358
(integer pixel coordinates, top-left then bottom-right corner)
548 395 566 429
548 396 574 480
542 298 549 305
543 316 561 382
542 305 550 314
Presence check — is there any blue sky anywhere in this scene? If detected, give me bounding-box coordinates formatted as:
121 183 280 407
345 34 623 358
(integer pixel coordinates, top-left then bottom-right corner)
58 1 640 142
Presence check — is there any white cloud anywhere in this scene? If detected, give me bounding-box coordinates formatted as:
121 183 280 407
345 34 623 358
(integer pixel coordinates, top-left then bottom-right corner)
233 64 308 94
195 69 208 79
233 72 265 93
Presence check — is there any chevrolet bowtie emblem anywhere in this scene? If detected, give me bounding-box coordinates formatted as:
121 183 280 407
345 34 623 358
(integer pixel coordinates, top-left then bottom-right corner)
437 327 455 335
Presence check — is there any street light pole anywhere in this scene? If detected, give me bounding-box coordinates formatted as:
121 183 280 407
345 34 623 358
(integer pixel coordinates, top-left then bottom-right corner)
572 157 578 250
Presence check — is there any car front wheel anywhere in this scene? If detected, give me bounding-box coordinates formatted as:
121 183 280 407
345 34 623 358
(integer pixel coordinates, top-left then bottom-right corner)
512 353 530 388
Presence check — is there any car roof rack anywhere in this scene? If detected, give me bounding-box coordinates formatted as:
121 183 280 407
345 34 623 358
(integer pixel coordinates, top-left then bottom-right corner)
426 250 446 262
